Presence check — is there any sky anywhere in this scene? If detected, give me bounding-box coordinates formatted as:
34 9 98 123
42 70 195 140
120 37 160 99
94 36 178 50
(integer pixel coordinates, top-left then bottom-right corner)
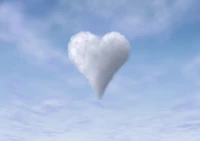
0 0 200 140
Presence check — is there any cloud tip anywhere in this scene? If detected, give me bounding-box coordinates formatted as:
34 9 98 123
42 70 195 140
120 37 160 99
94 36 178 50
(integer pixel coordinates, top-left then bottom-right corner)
96 92 104 100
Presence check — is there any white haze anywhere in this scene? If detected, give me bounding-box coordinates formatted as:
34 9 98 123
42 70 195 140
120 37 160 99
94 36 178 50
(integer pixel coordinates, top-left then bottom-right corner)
68 32 130 99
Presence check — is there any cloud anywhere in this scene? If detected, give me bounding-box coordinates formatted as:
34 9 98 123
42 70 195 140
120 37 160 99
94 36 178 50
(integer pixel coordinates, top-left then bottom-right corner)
68 32 130 99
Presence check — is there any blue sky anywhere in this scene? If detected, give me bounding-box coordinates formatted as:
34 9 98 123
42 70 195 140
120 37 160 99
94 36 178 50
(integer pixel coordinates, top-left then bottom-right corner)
0 0 200 140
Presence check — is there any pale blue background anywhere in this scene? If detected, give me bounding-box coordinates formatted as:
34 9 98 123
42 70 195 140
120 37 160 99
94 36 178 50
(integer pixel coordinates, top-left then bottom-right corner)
0 0 200 140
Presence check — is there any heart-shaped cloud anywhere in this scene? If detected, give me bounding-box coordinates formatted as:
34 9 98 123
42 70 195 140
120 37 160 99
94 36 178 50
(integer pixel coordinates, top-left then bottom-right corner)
68 31 130 99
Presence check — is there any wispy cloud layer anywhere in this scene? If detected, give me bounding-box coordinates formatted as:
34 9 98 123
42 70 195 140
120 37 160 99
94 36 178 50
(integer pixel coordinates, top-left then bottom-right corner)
0 2 68 66
0 93 200 141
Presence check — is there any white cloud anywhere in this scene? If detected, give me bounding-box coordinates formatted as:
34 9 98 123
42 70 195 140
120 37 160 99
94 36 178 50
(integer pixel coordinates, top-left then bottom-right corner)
68 32 130 99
